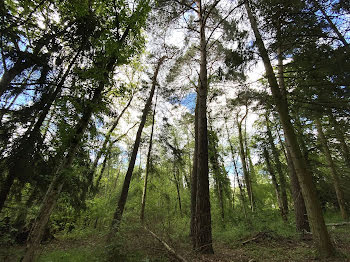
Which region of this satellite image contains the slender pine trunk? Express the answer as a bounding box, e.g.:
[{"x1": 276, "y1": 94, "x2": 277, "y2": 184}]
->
[
  {"x1": 140, "y1": 92, "x2": 158, "y2": 222},
  {"x1": 329, "y1": 113, "x2": 350, "y2": 169},
  {"x1": 195, "y1": 0, "x2": 213, "y2": 253},
  {"x1": 190, "y1": 99, "x2": 198, "y2": 246},
  {"x1": 110, "y1": 56, "x2": 165, "y2": 234},
  {"x1": 245, "y1": 0, "x2": 334, "y2": 256},
  {"x1": 263, "y1": 147, "x2": 287, "y2": 221},
  {"x1": 237, "y1": 118, "x2": 253, "y2": 210},
  {"x1": 315, "y1": 117, "x2": 348, "y2": 220},
  {"x1": 22, "y1": 77, "x2": 107, "y2": 262},
  {"x1": 266, "y1": 113, "x2": 288, "y2": 217}
]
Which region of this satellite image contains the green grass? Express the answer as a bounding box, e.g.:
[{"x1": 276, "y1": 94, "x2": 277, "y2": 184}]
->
[{"x1": 38, "y1": 247, "x2": 104, "y2": 262}]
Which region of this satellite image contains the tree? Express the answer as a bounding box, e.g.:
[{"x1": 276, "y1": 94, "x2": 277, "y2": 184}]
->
[{"x1": 244, "y1": 0, "x2": 334, "y2": 256}]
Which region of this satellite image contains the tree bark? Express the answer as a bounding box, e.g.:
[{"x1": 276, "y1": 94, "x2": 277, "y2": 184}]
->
[
  {"x1": 190, "y1": 99, "x2": 198, "y2": 247},
  {"x1": 315, "y1": 117, "x2": 348, "y2": 220},
  {"x1": 0, "y1": 172, "x2": 15, "y2": 213},
  {"x1": 140, "y1": 92, "x2": 158, "y2": 222},
  {"x1": 110, "y1": 56, "x2": 165, "y2": 233},
  {"x1": 22, "y1": 75, "x2": 108, "y2": 262},
  {"x1": 173, "y1": 163, "x2": 183, "y2": 214},
  {"x1": 278, "y1": 132, "x2": 310, "y2": 232},
  {"x1": 237, "y1": 114, "x2": 253, "y2": 210},
  {"x1": 87, "y1": 93, "x2": 133, "y2": 191},
  {"x1": 0, "y1": 51, "x2": 81, "y2": 212},
  {"x1": 263, "y1": 147, "x2": 287, "y2": 221},
  {"x1": 313, "y1": 0, "x2": 348, "y2": 46},
  {"x1": 266, "y1": 113, "x2": 288, "y2": 217},
  {"x1": 244, "y1": 0, "x2": 334, "y2": 256},
  {"x1": 225, "y1": 121, "x2": 248, "y2": 218},
  {"x1": 329, "y1": 112, "x2": 350, "y2": 169},
  {"x1": 194, "y1": 0, "x2": 213, "y2": 253}
]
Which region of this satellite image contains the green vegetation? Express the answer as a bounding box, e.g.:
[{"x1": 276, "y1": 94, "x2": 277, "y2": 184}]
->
[{"x1": 0, "y1": 0, "x2": 349, "y2": 261}]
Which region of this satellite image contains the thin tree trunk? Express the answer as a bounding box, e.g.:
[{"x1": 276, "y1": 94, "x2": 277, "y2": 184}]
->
[
  {"x1": 225, "y1": 121, "x2": 248, "y2": 218},
  {"x1": 237, "y1": 115, "x2": 253, "y2": 210},
  {"x1": 313, "y1": 0, "x2": 348, "y2": 46},
  {"x1": 277, "y1": 129, "x2": 310, "y2": 232},
  {"x1": 190, "y1": 99, "x2": 198, "y2": 246},
  {"x1": 245, "y1": 0, "x2": 334, "y2": 256},
  {"x1": 329, "y1": 112, "x2": 350, "y2": 169},
  {"x1": 315, "y1": 117, "x2": 348, "y2": 220},
  {"x1": 87, "y1": 94, "x2": 134, "y2": 190},
  {"x1": 140, "y1": 91, "x2": 158, "y2": 222},
  {"x1": 173, "y1": 164, "x2": 183, "y2": 214},
  {"x1": 266, "y1": 113, "x2": 288, "y2": 217},
  {"x1": 0, "y1": 172, "x2": 15, "y2": 213},
  {"x1": 195, "y1": 0, "x2": 213, "y2": 253},
  {"x1": 22, "y1": 74, "x2": 108, "y2": 262},
  {"x1": 233, "y1": 156, "x2": 248, "y2": 219},
  {"x1": 208, "y1": 124, "x2": 225, "y2": 222},
  {"x1": 263, "y1": 147, "x2": 287, "y2": 221},
  {"x1": 285, "y1": 143, "x2": 310, "y2": 232},
  {"x1": 94, "y1": 122, "x2": 138, "y2": 193},
  {"x1": 110, "y1": 56, "x2": 166, "y2": 234},
  {"x1": 0, "y1": 52, "x2": 81, "y2": 211}
]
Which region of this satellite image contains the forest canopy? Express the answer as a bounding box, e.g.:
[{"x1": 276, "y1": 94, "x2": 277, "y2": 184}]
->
[{"x1": 0, "y1": 0, "x2": 349, "y2": 261}]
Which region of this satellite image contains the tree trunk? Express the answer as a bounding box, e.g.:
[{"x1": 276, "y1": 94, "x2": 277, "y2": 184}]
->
[
  {"x1": 277, "y1": 130, "x2": 310, "y2": 232},
  {"x1": 87, "y1": 94, "x2": 133, "y2": 191},
  {"x1": 22, "y1": 76, "x2": 107, "y2": 262},
  {"x1": 190, "y1": 99, "x2": 198, "y2": 246},
  {"x1": 208, "y1": 128, "x2": 225, "y2": 222},
  {"x1": 110, "y1": 56, "x2": 165, "y2": 234},
  {"x1": 315, "y1": 117, "x2": 348, "y2": 220},
  {"x1": 140, "y1": 92, "x2": 158, "y2": 222},
  {"x1": 0, "y1": 172, "x2": 15, "y2": 213},
  {"x1": 237, "y1": 117, "x2": 253, "y2": 210},
  {"x1": 225, "y1": 121, "x2": 248, "y2": 218},
  {"x1": 266, "y1": 113, "x2": 288, "y2": 217},
  {"x1": 0, "y1": 52, "x2": 81, "y2": 211},
  {"x1": 194, "y1": 0, "x2": 213, "y2": 253},
  {"x1": 263, "y1": 147, "x2": 287, "y2": 221},
  {"x1": 245, "y1": 0, "x2": 334, "y2": 256},
  {"x1": 329, "y1": 112, "x2": 350, "y2": 169},
  {"x1": 313, "y1": 0, "x2": 348, "y2": 46},
  {"x1": 173, "y1": 164, "x2": 183, "y2": 214},
  {"x1": 285, "y1": 143, "x2": 310, "y2": 232}
]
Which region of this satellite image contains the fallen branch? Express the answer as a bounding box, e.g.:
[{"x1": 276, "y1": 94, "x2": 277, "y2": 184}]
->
[
  {"x1": 326, "y1": 222, "x2": 350, "y2": 227},
  {"x1": 143, "y1": 226, "x2": 188, "y2": 262}
]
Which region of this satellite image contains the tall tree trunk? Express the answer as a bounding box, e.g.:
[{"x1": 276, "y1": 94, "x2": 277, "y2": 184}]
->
[
  {"x1": 195, "y1": 0, "x2": 213, "y2": 253},
  {"x1": 313, "y1": 0, "x2": 348, "y2": 46},
  {"x1": 277, "y1": 130, "x2": 310, "y2": 232},
  {"x1": 0, "y1": 52, "x2": 81, "y2": 213},
  {"x1": 285, "y1": 143, "x2": 310, "y2": 232},
  {"x1": 22, "y1": 74, "x2": 108, "y2": 262},
  {"x1": 266, "y1": 113, "x2": 289, "y2": 217},
  {"x1": 329, "y1": 112, "x2": 350, "y2": 169},
  {"x1": 87, "y1": 93, "x2": 133, "y2": 191},
  {"x1": 140, "y1": 92, "x2": 158, "y2": 222},
  {"x1": 173, "y1": 164, "x2": 183, "y2": 214},
  {"x1": 315, "y1": 117, "x2": 348, "y2": 220},
  {"x1": 233, "y1": 156, "x2": 248, "y2": 219},
  {"x1": 190, "y1": 99, "x2": 198, "y2": 246},
  {"x1": 237, "y1": 116, "x2": 253, "y2": 210},
  {"x1": 0, "y1": 172, "x2": 15, "y2": 213},
  {"x1": 110, "y1": 56, "x2": 165, "y2": 234},
  {"x1": 225, "y1": 121, "x2": 248, "y2": 218},
  {"x1": 263, "y1": 147, "x2": 287, "y2": 221},
  {"x1": 245, "y1": 1, "x2": 334, "y2": 256},
  {"x1": 208, "y1": 126, "x2": 225, "y2": 222}
]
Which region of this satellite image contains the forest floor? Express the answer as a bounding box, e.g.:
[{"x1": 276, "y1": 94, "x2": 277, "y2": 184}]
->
[{"x1": 1, "y1": 222, "x2": 349, "y2": 262}]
